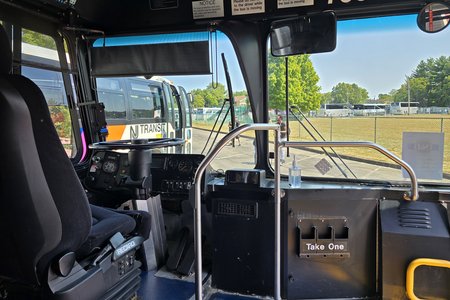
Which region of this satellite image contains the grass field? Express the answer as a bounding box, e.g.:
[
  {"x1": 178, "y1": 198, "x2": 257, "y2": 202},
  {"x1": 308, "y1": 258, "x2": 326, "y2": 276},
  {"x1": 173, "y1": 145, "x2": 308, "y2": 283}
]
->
[{"x1": 193, "y1": 114, "x2": 450, "y2": 175}]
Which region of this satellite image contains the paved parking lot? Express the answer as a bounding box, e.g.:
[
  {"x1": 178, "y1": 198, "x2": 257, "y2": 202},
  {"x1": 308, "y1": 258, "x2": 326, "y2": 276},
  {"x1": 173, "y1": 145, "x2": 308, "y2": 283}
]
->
[{"x1": 191, "y1": 128, "x2": 413, "y2": 182}]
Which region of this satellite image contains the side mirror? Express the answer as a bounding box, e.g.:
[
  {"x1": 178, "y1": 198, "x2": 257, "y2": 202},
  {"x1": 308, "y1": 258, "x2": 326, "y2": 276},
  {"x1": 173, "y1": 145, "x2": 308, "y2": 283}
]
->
[
  {"x1": 188, "y1": 93, "x2": 194, "y2": 103},
  {"x1": 417, "y1": 2, "x2": 450, "y2": 33},
  {"x1": 270, "y1": 12, "x2": 337, "y2": 56}
]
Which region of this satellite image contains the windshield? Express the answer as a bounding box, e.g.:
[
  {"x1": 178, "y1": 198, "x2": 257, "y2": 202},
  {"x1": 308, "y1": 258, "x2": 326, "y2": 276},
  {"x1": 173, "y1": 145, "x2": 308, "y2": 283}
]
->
[
  {"x1": 94, "y1": 31, "x2": 253, "y2": 170},
  {"x1": 268, "y1": 14, "x2": 450, "y2": 184}
]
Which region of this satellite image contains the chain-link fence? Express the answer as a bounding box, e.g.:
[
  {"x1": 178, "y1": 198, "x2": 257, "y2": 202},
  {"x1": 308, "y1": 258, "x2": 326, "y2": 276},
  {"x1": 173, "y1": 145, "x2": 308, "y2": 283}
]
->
[
  {"x1": 193, "y1": 112, "x2": 450, "y2": 175},
  {"x1": 292, "y1": 116, "x2": 450, "y2": 175},
  {"x1": 193, "y1": 106, "x2": 253, "y2": 130}
]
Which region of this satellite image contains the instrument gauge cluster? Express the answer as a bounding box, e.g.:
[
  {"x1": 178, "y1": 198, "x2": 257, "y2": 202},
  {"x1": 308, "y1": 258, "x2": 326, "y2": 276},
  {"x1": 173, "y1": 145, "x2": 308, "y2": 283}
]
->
[
  {"x1": 102, "y1": 160, "x2": 118, "y2": 174},
  {"x1": 168, "y1": 158, "x2": 179, "y2": 170},
  {"x1": 178, "y1": 160, "x2": 194, "y2": 174}
]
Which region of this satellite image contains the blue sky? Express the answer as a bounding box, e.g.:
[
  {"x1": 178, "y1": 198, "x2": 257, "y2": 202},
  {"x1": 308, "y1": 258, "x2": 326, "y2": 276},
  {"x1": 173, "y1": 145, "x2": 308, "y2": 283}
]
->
[
  {"x1": 312, "y1": 15, "x2": 450, "y2": 98},
  {"x1": 177, "y1": 14, "x2": 450, "y2": 99},
  {"x1": 97, "y1": 15, "x2": 450, "y2": 99}
]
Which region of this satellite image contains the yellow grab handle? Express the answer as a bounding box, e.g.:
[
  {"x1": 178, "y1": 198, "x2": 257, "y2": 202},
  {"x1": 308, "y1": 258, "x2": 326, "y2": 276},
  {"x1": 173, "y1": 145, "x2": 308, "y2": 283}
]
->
[{"x1": 406, "y1": 258, "x2": 450, "y2": 300}]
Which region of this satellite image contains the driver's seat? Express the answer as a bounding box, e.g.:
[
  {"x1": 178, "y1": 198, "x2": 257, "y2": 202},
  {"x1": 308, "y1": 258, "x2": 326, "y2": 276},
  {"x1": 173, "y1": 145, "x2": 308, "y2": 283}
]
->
[{"x1": 0, "y1": 24, "x2": 146, "y2": 299}]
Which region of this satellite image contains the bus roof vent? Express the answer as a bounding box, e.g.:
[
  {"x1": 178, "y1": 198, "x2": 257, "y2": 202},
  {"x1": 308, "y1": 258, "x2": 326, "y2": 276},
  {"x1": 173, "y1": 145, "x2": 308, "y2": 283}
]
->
[
  {"x1": 398, "y1": 207, "x2": 432, "y2": 229},
  {"x1": 149, "y1": 0, "x2": 179, "y2": 10}
]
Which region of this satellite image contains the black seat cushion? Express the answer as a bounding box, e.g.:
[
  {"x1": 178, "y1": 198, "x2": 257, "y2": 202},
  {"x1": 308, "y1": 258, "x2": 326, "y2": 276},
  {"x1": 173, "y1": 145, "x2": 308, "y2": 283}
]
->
[{"x1": 77, "y1": 205, "x2": 137, "y2": 257}]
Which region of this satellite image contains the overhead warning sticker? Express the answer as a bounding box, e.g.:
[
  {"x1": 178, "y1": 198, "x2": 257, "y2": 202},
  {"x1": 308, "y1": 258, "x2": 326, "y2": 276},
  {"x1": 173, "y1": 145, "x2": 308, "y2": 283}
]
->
[
  {"x1": 192, "y1": 0, "x2": 224, "y2": 19},
  {"x1": 232, "y1": 0, "x2": 265, "y2": 16},
  {"x1": 278, "y1": 0, "x2": 314, "y2": 9}
]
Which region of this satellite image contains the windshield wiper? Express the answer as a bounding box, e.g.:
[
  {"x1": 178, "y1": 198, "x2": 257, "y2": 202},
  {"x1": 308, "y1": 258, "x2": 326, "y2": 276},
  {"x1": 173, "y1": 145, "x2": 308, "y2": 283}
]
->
[
  {"x1": 200, "y1": 99, "x2": 230, "y2": 155},
  {"x1": 201, "y1": 53, "x2": 235, "y2": 155},
  {"x1": 289, "y1": 105, "x2": 357, "y2": 179}
]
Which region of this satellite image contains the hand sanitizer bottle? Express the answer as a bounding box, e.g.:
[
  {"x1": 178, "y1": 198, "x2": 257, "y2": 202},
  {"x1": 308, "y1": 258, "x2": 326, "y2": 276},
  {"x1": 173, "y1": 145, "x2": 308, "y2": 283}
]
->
[{"x1": 289, "y1": 155, "x2": 302, "y2": 188}]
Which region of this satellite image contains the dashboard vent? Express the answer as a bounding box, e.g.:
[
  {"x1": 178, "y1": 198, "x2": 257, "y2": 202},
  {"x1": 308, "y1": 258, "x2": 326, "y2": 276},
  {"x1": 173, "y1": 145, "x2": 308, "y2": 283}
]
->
[
  {"x1": 149, "y1": 0, "x2": 178, "y2": 9},
  {"x1": 398, "y1": 207, "x2": 431, "y2": 229},
  {"x1": 216, "y1": 201, "x2": 258, "y2": 218}
]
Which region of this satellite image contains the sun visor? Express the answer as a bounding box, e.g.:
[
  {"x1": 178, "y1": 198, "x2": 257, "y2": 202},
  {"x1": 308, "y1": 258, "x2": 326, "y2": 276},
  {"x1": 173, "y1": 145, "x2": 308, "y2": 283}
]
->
[{"x1": 90, "y1": 41, "x2": 210, "y2": 77}]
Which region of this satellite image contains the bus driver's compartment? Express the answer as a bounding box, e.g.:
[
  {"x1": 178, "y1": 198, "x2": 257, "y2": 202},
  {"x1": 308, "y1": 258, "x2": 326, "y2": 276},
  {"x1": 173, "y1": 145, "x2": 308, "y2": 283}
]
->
[
  {"x1": 0, "y1": 24, "x2": 150, "y2": 300},
  {"x1": 84, "y1": 142, "x2": 208, "y2": 275},
  {"x1": 1, "y1": 0, "x2": 450, "y2": 299}
]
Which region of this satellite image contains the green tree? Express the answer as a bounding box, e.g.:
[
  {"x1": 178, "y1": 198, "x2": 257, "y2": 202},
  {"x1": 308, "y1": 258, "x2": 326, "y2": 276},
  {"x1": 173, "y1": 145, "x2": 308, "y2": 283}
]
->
[
  {"x1": 201, "y1": 83, "x2": 227, "y2": 107},
  {"x1": 392, "y1": 77, "x2": 428, "y2": 106},
  {"x1": 268, "y1": 55, "x2": 321, "y2": 112},
  {"x1": 378, "y1": 92, "x2": 395, "y2": 103},
  {"x1": 234, "y1": 90, "x2": 248, "y2": 96},
  {"x1": 330, "y1": 82, "x2": 369, "y2": 104},
  {"x1": 190, "y1": 88, "x2": 206, "y2": 108},
  {"x1": 22, "y1": 29, "x2": 57, "y2": 50},
  {"x1": 321, "y1": 92, "x2": 332, "y2": 104},
  {"x1": 410, "y1": 56, "x2": 450, "y2": 107},
  {"x1": 49, "y1": 105, "x2": 71, "y2": 138}
]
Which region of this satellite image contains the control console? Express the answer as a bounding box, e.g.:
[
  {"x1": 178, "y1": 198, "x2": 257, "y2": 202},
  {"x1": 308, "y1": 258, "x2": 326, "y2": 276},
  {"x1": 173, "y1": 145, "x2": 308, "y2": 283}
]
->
[{"x1": 86, "y1": 151, "x2": 204, "y2": 196}]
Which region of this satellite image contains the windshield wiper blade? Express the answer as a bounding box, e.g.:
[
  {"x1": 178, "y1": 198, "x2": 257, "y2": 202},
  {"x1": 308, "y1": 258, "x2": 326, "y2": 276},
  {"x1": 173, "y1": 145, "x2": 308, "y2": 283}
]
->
[
  {"x1": 289, "y1": 105, "x2": 357, "y2": 179},
  {"x1": 200, "y1": 100, "x2": 230, "y2": 155},
  {"x1": 201, "y1": 53, "x2": 235, "y2": 155}
]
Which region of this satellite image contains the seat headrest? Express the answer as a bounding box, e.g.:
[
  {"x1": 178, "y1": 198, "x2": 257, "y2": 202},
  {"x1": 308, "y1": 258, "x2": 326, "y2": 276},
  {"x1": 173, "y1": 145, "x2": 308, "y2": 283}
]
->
[{"x1": 0, "y1": 24, "x2": 12, "y2": 75}]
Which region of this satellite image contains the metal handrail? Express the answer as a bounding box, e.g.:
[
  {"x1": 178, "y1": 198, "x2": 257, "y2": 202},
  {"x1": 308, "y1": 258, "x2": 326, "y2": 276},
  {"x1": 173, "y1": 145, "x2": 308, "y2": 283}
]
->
[
  {"x1": 283, "y1": 141, "x2": 419, "y2": 201},
  {"x1": 193, "y1": 123, "x2": 281, "y2": 300},
  {"x1": 193, "y1": 130, "x2": 419, "y2": 300},
  {"x1": 406, "y1": 258, "x2": 450, "y2": 300}
]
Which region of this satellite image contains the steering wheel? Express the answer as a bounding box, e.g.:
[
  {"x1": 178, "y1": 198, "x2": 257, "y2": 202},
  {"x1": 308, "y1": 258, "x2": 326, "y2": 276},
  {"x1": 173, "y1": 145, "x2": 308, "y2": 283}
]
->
[{"x1": 89, "y1": 138, "x2": 185, "y2": 150}]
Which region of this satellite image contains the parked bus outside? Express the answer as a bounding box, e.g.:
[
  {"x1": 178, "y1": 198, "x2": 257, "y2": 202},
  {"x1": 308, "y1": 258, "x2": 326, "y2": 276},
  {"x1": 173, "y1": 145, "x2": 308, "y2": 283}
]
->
[
  {"x1": 21, "y1": 42, "x2": 193, "y2": 154},
  {"x1": 96, "y1": 76, "x2": 193, "y2": 153},
  {"x1": 317, "y1": 103, "x2": 352, "y2": 117},
  {"x1": 352, "y1": 103, "x2": 387, "y2": 116},
  {"x1": 194, "y1": 107, "x2": 222, "y2": 120},
  {"x1": 390, "y1": 101, "x2": 420, "y2": 114}
]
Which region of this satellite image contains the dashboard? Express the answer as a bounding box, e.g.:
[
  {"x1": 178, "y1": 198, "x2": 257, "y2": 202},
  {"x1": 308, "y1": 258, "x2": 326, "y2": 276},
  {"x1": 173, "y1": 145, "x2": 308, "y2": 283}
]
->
[{"x1": 85, "y1": 151, "x2": 205, "y2": 196}]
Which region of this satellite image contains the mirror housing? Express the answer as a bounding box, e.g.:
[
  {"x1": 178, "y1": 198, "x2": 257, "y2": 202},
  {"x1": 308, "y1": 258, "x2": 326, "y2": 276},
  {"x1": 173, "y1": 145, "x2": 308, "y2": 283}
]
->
[
  {"x1": 270, "y1": 12, "x2": 337, "y2": 56},
  {"x1": 187, "y1": 93, "x2": 194, "y2": 103},
  {"x1": 417, "y1": 2, "x2": 450, "y2": 33}
]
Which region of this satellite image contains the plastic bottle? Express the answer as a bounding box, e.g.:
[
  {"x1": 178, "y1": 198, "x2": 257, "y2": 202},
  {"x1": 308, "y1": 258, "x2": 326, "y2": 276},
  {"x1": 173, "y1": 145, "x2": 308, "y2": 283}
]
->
[{"x1": 289, "y1": 155, "x2": 302, "y2": 188}]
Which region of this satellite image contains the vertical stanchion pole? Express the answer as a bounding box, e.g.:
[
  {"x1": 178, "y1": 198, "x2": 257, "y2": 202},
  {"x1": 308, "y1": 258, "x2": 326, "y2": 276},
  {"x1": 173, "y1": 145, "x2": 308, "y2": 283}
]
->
[
  {"x1": 285, "y1": 57, "x2": 290, "y2": 158},
  {"x1": 274, "y1": 129, "x2": 281, "y2": 300},
  {"x1": 194, "y1": 182, "x2": 202, "y2": 300},
  {"x1": 193, "y1": 124, "x2": 279, "y2": 300}
]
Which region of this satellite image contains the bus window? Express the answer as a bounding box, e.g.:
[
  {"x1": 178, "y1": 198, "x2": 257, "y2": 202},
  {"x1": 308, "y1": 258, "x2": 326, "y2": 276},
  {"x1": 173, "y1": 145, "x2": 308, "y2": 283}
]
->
[
  {"x1": 98, "y1": 91, "x2": 126, "y2": 120},
  {"x1": 159, "y1": 31, "x2": 252, "y2": 167},
  {"x1": 92, "y1": 30, "x2": 250, "y2": 162},
  {"x1": 130, "y1": 94, "x2": 153, "y2": 119},
  {"x1": 268, "y1": 14, "x2": 450, "y2": 183},
  {"x1": 20, "y1": 29, "x2": 76, "y2": 158},
  {"x1": 96, "y1": 77, "x2": 181, "y2": 141},
  {"x1": 96, "y1": 78, "x2": 127, "y2": 120},
  {"x1": 128, "y1": 80, "x2": 159, "y2": 120}
]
